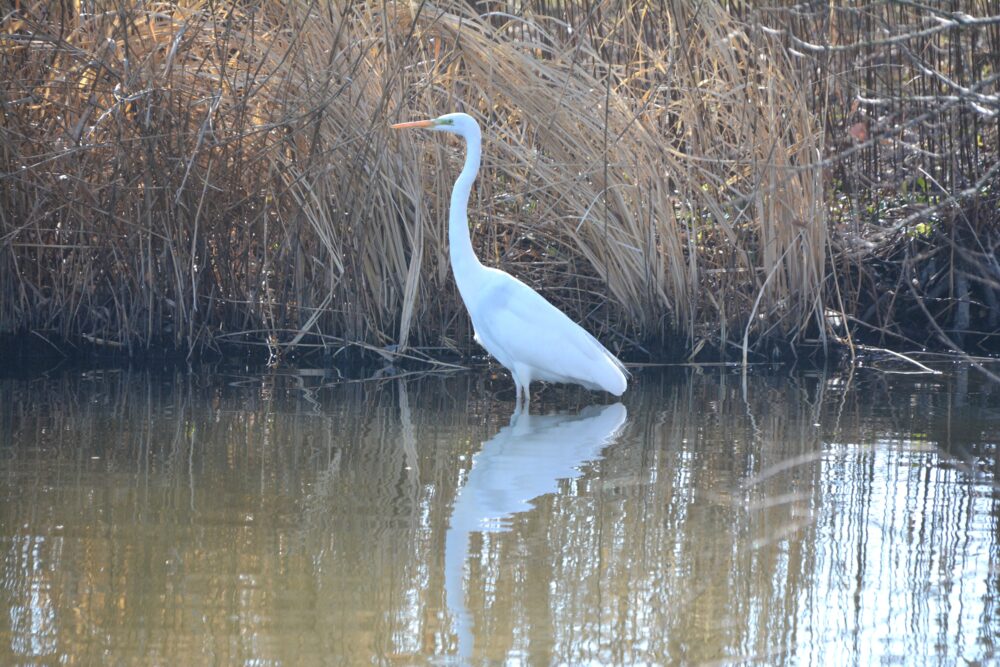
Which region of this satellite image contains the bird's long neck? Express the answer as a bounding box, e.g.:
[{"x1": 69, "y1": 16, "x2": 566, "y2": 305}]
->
[{"x1": 449, "y1": 129, "x2": 484, "y2": 294}]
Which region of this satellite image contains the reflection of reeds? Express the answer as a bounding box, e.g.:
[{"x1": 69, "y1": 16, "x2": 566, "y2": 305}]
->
[
  {"x1": 0, "y1": 369, "x2": 503, "y2": 664},
  {"x1": 1, "y1": 368, "x2": 998, "y2": 663},
  {"x1": 1, "y1": 1, "x2": 827, "y2": 359}
]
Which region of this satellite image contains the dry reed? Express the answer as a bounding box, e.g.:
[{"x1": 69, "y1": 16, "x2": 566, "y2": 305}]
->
[
  {"x1": 758, "y1": 1, "x2": 1000, "y2": 354},
  {"x1": 4, "y1": 1, "x2": 991, "y2": 363}
]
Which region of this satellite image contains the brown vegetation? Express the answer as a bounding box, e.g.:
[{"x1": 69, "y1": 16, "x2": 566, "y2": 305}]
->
[
  {"x1": 0, "y1": 1, "x2": 997, "y2": 362},
  {"x1": 765, "y1": 1, "x2": 1000, "y2": 355}
]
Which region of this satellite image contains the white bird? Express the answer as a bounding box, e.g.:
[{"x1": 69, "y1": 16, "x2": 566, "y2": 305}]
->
[{"x1": 392, "y1": 112, "x2": 628, "y2": 405}]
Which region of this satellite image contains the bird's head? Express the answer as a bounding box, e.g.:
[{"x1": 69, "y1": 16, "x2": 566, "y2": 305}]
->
[{"x1": 391, "y1": 112, "x2": 480, "y2": 140}]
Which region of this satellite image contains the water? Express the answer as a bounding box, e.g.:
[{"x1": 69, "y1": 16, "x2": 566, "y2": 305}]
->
[{"x1": 0, "y1": 365, "x2": 997, "y2": 665}]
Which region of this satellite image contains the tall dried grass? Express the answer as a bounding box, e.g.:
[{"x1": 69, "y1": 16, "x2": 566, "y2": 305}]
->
[
  {"x1": 1, "y1": 0, "x2": 827, "y2": 360},
  {"x1": 760, "y1": 2, "x2": 1000, "y2": 354}
]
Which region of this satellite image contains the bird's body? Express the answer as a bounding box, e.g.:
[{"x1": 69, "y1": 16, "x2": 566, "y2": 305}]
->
[
  {"x1": 392, "y1": 112, "x2": 627, "y2": 405},
  {"x1": 463, "y1": 265, "x2": 626, "y2": 395}
]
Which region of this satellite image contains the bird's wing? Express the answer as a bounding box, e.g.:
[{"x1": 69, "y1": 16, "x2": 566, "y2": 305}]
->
[{"x1": 468, "y1": 270, "x2": 624, "y2": 389}]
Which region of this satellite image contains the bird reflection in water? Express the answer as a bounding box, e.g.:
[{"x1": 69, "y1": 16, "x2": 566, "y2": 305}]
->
[{"x1": 444, "y1": 403, "x2": 628, "y2": 661}]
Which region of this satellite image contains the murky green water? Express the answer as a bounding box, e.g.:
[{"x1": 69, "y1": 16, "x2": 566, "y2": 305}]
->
[{"x1": 0, "y1": 365, "x2": 997, "y2": 665}]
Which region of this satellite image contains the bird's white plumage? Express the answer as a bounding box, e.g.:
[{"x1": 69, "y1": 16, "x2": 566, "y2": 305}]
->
[
  {"x1": 467, "y1": 266, "x2": 626, "y2": 394},
  {"x1": 392, "y1": 112, "x2": 627, "y2": 405}
]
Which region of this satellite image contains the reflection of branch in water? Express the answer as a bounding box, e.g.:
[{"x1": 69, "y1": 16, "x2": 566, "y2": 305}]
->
[
  {"x1": 444, "y1": 403, "x2": 628, "y2": 661},
  {"x1": 396, "y1": 379, "x2": 422, "y2": 532},
  {"x1": 295, "y1": 377, "x2": 439, "y2": 552},
  {"x1": 398, "y1": 379, "x2": 419, "y2": 479},
  {"x1": 740, "y1": 451, "x2": 827, "y2": 491}
]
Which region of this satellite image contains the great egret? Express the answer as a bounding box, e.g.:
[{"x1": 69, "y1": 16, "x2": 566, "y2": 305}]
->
[{"x1": 392, "y1": 112, "x2": 628, "y2": 405}]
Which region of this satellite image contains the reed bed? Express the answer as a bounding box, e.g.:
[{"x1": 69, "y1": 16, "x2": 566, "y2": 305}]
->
[
  {"x1": 1, "y1": 1, "x2": 994, "y2": 362},
  {"x1": 757, "y1": 1, "x2": 1000, "y2": 353}
]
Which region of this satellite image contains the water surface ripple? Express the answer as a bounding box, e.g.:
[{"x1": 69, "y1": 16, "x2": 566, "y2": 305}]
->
[{"x1": 0, "y1": 367, "x2": 997, "y2": 665}]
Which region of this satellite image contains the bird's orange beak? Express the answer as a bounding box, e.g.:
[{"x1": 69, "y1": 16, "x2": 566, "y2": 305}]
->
[{"x1": 391, "y1": 119, "x2": 435, "y2": 129}]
